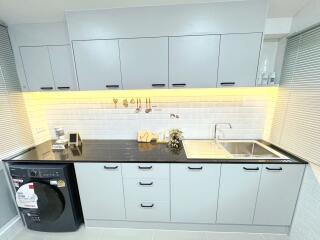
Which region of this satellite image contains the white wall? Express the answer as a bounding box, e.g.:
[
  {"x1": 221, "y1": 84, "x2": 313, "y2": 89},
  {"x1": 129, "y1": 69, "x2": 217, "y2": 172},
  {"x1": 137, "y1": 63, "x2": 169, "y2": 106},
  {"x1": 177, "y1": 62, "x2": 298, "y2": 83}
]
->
[
  {"x1": 264, "y1": 18, "x2": 292, "y2": 39},
  {"x1": 66, "y1": 0, "x2": 268, "y2": 40},
  {"x1": 290, "y1": 0, "x2": 320, "y2": 34},
  {"x1": 290, "y1": 165, "x2": 320, "y2": 240},
  {"x1": 8, "y1": 22, "x2": 70, "y2": 91}
]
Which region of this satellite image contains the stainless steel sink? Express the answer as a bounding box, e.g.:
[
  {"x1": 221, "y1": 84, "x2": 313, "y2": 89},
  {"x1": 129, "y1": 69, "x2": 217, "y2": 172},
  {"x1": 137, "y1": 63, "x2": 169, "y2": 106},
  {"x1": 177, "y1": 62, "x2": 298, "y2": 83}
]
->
[
  {"x1": 218, "y1": 140, "x2": 288, "y2": 159},
  {"x1": 183, "y1": 140, "x2": 289, "y2": 160}
]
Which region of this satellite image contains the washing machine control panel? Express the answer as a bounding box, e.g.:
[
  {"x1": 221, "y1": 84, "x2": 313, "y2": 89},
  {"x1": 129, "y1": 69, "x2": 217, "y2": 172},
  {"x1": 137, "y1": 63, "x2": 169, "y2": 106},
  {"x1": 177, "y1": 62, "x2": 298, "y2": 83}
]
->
[{"x1": 27, "y1": 169, "x2": 63, "y2": 178}]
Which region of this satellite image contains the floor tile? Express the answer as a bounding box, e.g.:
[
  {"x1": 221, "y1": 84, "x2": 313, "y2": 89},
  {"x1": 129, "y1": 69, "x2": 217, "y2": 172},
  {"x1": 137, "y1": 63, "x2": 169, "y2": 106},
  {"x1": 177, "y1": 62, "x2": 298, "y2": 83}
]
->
[
  {"x1": 261, "y1": 234, "x2": 289, "y2": 240},
  {"x1": 99, "y1": 228, "x2": 153, "y2": 240},
  {"x1": 205, "y1": 232, "x2": 264, "y2": 240},
  {"x1": 12, "y1": 227, "x2": 290, "y2": 240},
  {"x1": 154, "y1": 230, "x2": 206, "y2": 240}
]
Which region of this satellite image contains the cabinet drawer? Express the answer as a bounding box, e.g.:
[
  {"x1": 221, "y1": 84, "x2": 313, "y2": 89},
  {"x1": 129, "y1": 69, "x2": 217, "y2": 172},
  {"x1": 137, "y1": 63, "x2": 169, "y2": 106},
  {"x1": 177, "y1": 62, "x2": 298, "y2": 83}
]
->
[
  {"x1": 122, "y1": 163, "x2": 169, "y2": 179},
  {"x1": 124, "y1": 179, "x2": 169, "y2": 201},
  {"x1": 126, "y1": 201, "x2": 170, "y2": 222}
]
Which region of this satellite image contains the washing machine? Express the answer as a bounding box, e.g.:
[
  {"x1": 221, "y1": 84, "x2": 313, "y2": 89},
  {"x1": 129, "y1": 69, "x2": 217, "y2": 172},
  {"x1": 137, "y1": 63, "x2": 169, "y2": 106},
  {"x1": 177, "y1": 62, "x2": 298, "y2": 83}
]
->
[{"x1": 9, "y1": 163, "x2": 83, "y2": 232}]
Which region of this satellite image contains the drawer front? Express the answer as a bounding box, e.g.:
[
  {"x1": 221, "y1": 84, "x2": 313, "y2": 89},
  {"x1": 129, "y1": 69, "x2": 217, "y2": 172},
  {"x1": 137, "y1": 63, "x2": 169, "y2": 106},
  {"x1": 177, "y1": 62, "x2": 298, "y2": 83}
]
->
[
  {"x1": 124, "y1": 179, "x2": 169, "y2": 202},
  {"x1": 122, "y1": 163, "x2": 169, "y2": 179},
  {"x1": 126, "y1": 201, "x2": 170, "y2": 222}
]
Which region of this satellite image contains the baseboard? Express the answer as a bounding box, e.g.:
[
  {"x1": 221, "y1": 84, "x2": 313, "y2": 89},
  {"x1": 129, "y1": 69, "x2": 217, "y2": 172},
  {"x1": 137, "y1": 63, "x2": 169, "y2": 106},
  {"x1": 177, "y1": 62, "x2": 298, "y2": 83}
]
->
[
  {"x1": 84, "y1": 219, "x2": 290, "y2": 234},
  {"x1": 0, "y1": 216, "x2": 24, "y2": 240}
]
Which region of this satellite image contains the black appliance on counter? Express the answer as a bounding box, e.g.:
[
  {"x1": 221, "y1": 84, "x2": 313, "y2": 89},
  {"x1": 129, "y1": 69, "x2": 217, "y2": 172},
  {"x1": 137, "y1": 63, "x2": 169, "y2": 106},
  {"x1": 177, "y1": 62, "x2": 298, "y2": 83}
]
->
[{"x1": 8, "y1": 163, "x2": 83, "y2": 232}]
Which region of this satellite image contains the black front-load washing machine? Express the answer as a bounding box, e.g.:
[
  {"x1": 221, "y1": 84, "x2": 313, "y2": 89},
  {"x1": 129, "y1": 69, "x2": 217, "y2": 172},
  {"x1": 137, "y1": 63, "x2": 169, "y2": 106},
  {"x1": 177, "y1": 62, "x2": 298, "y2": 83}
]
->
[{"x1": 9, "y1": 163, "x2": 83, "y2": 232}]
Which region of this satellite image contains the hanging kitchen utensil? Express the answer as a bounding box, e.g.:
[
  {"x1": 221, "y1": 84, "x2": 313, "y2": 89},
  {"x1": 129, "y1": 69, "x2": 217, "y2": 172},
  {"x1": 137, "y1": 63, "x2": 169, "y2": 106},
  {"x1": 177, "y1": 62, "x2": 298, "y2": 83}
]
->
[
  {"x1": 145, "y1": 98, "x2": 149, "y2": 113},
  {"x1": 123, "y1": 99, "x2": 129, "y2": 108},
  {"x1": 130, "y1": 98, "x2": 135, "y2": 104},
  {"x1": 148, "y1": 98, "x2": 152, "y2": 113},
  {"x1": 113, "y1": 98, "x2": 118, "y2": 108},
  {"x1": 135, "y1": 98, "x2": 140, "y2": 113}
]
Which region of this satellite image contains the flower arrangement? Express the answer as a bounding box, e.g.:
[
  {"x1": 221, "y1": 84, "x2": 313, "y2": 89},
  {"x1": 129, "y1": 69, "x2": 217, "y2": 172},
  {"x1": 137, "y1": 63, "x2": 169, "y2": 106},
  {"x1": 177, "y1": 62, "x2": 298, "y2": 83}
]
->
[{"x1": 168, "y1": 129, "x2": 183, "y2": 150}]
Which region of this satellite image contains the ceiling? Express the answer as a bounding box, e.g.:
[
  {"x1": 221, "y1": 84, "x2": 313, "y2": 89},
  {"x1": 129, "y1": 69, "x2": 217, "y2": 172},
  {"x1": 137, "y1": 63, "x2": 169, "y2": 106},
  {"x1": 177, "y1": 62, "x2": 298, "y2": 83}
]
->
[{"x1": 0, "y1": 0, "x2": 311, "y2": 25}]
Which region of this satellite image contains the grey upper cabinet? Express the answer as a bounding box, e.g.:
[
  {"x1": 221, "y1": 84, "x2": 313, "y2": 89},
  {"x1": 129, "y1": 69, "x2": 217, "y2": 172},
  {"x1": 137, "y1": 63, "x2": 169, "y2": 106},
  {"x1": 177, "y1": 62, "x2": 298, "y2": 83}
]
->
[
  {"x1": 119, "y1": 37, "x2": 168, "y2": 89},
  {"x1": 254, "y1": 164, "x2": 305, "y2": 226},
  {"x1": 48, "y1": 45, "x2": 78, "y2": 91},
  {"x1": 73, "y1": 40, "x2": 122, "y2": 90},
  {"x1": 217, "y1": 33, "x2": 262, "y2": 87},
  {"x1": 169, "y1": 35, "x2": 220, "y2": 88},
  {"x1": 20, "y1": 46, "x2": 55, "y2": 91}
]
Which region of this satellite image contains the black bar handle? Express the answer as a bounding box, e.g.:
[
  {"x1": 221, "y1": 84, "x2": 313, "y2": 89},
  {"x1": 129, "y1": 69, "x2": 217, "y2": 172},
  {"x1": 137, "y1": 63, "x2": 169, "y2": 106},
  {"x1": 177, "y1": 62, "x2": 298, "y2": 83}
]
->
[
  {"x1": 57, "y1": 87, "x2": 70, "y2": 90},
  {"x1": 188, "y1": 166, "x2": 203, "y2": 170},
  {"x1": 152, "y1": 83, "x2": 166, "y2": 87},
  {"x1": 40, "y1": 87, "x2": 53, "y2": 90},
  {"x1": 266, "y1": 167, "x2": 283, "y2": 171},
  {"x1": 140, "y1": 203, "x2": 154, "y2": 208},
  {"x1": 139, "y1": 181, "x2": 154, "y2": 186},
  {"x1": 243, "y1": 167, "x2": 259, "y2": 171},
  {"x1": 172, "y1": 83, "x2": 186, "y2": 87},
  {"x1": 104, "y1": 166, "x2": 119, "y2": 170},
  {"x1": 106, "y1": 85, "x2": 120, "y2": 88},
  {"x1": 220, "y1": 82, "x2": 235, "y2": 86},
  {"x1": 138, "y1": 166, "x2": 153, "y2": 170}
]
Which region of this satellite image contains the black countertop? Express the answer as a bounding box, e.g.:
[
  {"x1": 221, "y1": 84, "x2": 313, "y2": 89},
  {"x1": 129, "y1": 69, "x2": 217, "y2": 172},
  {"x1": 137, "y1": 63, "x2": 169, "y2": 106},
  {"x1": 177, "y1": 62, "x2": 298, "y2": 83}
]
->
[{"x1": 3, "y1": 140, "x2": 307, "y2": 164}]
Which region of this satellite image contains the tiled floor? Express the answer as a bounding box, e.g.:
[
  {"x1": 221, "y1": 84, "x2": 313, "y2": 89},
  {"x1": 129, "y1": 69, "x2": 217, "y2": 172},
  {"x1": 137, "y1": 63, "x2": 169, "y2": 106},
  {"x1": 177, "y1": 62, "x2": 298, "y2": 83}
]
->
[{"x1": 12, "y1": 227, "x2": 289, "y2": 240}]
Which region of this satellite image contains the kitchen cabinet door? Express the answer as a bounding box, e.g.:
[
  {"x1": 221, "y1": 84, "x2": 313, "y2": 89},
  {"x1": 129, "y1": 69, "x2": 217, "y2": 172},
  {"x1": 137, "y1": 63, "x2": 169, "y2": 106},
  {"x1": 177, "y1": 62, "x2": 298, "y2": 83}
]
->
[
  {"x1": 218, "y1": 33, "x2": 262, "y2": 87},
  {"x1": 119, "y1": 37, "x2": 168, "y2": 89},
  {"x1": 73, "y1": 40, "x2": 122, "y2": 90},
  {"x1": 253, "y1": 164, "x2": 305, "y2": 226},
  {"x1": 171, "y1": 164, "x2": 221, "y2": 223},
  {"x1": 48, "y1": 45, "x2": 78, "y2": 91},
  {"x1": 20, "y1": 46, "x2": 55, "y2": 91},
  {"x1": 74, "y1": 163, "x2": 126, "y2": 221},
  {"x1": 217, "y1": 164, "x2": 261, "y2": 224},
  {"x1": 169, "y1": 35, "x2": 220, "y2": 88}
]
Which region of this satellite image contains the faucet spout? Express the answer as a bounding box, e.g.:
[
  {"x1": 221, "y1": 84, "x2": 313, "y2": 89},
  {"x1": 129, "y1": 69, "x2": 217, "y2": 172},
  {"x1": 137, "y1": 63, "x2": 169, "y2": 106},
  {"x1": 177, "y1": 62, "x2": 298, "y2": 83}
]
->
[{"x1": 213, "y1": 123, "x2": 232, "y2": 141}]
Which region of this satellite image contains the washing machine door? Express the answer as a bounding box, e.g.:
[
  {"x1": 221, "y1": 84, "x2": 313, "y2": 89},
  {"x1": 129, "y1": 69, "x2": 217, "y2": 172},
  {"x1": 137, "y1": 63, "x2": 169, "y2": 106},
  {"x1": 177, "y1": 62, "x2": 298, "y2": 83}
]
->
[{"x1": 16, "y1": 181, "x2": 65, "y2": 222}]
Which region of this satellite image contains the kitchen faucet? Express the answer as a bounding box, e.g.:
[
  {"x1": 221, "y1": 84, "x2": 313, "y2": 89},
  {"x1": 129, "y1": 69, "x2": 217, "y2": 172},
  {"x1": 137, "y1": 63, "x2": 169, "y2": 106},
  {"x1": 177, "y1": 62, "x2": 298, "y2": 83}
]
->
[{"x1": 213, "y1": 123, "x2": 232, "y2": 141}]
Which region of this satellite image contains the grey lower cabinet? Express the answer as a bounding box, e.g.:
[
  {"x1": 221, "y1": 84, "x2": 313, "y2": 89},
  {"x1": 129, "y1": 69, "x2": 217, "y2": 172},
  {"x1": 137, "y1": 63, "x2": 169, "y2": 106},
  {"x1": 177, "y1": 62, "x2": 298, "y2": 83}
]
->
[
  {"x1": 253, "y1": 164, "x2": 305, "y2": 226},
  {"x1": 119, "y1": 38, "x2": 169, "y2": 89},
  {"x1": 74, "y1": 163, "x2": 126, "y2": 220},
  {"x1": 171, "y1": 164, "x2": 221, "y2": 223},
  {"x1": 217, "y1": 33, "x2": 262, "y2": 87},
  {"x1": 217, "y1": 164, "x2": 261, "y2": 224},
  {"x1": 169, "y1": 35, "x2": 220, "y2": 88},
  {"x1": 72, "y1": 40, "x2": 122, "y2": 90},
  {"x1": 74, "y1": 162, "x2": 304, "y2": 227}
]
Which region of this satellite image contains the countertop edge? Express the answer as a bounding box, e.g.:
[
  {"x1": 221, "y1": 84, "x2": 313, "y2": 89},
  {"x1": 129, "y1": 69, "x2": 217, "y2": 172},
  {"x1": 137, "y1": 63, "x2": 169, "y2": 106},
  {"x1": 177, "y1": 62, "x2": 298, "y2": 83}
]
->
[{"x1": 2, "y1": 139, "x2": 308, "y2": 165}]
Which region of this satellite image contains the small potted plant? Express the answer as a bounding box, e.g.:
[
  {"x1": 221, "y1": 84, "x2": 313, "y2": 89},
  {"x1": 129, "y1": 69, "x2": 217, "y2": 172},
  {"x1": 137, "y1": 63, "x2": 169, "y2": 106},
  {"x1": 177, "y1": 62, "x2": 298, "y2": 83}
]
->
[{"x1": 168, "y1": 129, "x2": 183, "y2": 151}]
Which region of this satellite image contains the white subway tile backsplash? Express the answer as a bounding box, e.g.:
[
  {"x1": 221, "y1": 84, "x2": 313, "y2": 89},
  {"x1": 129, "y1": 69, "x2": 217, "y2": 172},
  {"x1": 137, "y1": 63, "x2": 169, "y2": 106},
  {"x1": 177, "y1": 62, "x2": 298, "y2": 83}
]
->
[{"x1": 23, "y1": 89, "x2": 277, "y2": 143}]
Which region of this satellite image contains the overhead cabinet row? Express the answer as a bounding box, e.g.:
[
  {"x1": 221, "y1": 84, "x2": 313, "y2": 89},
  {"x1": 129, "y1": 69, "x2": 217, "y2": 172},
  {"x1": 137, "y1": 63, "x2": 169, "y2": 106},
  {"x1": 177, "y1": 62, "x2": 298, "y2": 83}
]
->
[{"x1": 20, "y1": 33, "x2": 262, "y2": 91}]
